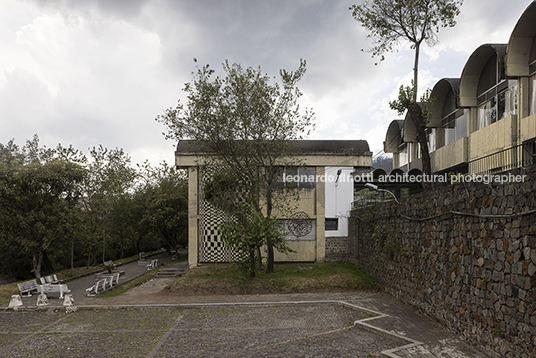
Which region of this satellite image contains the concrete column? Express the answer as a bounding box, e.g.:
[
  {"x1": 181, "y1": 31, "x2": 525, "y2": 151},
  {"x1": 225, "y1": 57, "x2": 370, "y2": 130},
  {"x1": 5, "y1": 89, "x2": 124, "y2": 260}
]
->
[
  {"x1": 316, "y1": 166, "x2": 325, "y2": 262},
  {"x1": 518, "y1": 77, "x2": 529, "y2": 145},
  {"x1": 188, "y1": 167, "x2": 199, "y2": 269}
]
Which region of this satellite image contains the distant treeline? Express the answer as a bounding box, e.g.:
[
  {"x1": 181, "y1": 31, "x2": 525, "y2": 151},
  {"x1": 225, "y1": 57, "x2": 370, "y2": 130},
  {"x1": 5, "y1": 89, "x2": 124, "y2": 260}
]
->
[{"x1": 0, "y1": 135, "x2": 187, "y2": 280}]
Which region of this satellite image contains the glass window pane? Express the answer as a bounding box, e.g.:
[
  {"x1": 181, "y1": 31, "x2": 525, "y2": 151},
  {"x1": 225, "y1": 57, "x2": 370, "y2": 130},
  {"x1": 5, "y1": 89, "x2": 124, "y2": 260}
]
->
[
  {"x1": 498, "y1": 92, "x2": 506, "y2": 120},
  {"x1": 325, "y1": 218, "x2": 338, "y2": 231},
  {"x1": 298, "y1": 167, "x2": 316, "y2": 188},
  {"x1": 455, "y1": 112, "x2": 468, "y2": 141},
  {"x1": 531, "y1": 76, "x2": 536, "y2": 115},
  {"x1": 506, "y1": 81, "x2": 518, "y2": 116}
]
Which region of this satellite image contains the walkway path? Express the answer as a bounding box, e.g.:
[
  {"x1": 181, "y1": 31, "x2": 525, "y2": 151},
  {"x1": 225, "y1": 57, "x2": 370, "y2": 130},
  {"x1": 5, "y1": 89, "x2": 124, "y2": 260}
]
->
[{"x1": 1, "y1": 257, "x2": 492, "y2": 358}]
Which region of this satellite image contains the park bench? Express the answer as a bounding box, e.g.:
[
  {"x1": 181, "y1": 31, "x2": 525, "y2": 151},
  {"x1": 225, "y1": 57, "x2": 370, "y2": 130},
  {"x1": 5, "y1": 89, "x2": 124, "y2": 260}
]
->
[
  {"x1": 139, "y1": 252, "x2": 146, "y2": 260},
  {"x1": 147, "y1": 259, "x2": 158, "y2": 270},
  {"x1": 17, "y1": 279, "x2": 39, "y2": 297},
  {"x1": 86, "y1": 272, "x2": 120, "y2": 296},
  {"x1": 38, "y1": 284, "x2": 70, "y2": 299},
  {"x1": 39, "y1": 274, "x2": 60, "y2": 285}
]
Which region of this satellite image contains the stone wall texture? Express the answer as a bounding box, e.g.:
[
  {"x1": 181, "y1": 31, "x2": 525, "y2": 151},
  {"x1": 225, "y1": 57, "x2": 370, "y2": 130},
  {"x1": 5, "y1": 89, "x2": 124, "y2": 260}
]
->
[
  {"x1": 325, "y1": 236, "x2": 348, "y2": 261},
  {"x1": 348, "y1": 166, "x2": 536, "y2": 358}
]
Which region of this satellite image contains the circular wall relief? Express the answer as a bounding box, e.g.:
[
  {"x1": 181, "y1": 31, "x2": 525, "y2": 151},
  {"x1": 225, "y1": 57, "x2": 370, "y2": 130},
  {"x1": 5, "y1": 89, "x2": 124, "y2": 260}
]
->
[{"x1": 288, "y1": 211, "x2": 312, "y2": 238}]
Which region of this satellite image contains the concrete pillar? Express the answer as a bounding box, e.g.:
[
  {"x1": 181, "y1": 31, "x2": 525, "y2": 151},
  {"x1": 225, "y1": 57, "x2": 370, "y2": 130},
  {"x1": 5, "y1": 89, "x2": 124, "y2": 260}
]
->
[
  {"x1": 188, "y1": 166, "x2": 199, "y2": 269},
  {"x1": 37, "y1": 294, "x2": 49, "y2": 306},
  {"x1": 8, "y1": 295, "x2": 22, "y2": 310},
  {"x1": 316, "y1": 166, "x2": 326, "y2": 262},
  {"x1": 518, "y1": 76, "x2": 529, "y2": 145},
  {"x1": 63, "y1": 293, "x2": 75, "y2": 306}
]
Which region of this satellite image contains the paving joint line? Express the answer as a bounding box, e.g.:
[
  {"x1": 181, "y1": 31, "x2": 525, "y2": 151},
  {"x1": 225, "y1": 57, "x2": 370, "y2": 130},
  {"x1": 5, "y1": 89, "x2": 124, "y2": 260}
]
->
[
  {"x1": 146, "y1": 314, "x2": 184, "y2": 358},
  {"x1": 2, "y1": 299, "x2": 428, "y2": 357},
  {"x1": 0, "y1": 311, "x2": 72, "y2": 356}
]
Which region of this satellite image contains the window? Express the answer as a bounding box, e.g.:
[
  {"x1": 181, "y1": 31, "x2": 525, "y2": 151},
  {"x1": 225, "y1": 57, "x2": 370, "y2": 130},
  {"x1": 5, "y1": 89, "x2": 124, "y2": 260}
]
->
[
  {"x1": 325, "y1": 218, "x2": 338, "y2": 231},
  {"x1": 443, "y1": 110, "x2": 468, "y2": 146},
  {"x1": 275, "y1": 167, "x2": 316, "y2": 188},
  {"x1": 428, "y1": 128, "x2": 436, "y2": 153},
  {"x1": 531, "y1": 74, "x2": 536, "y2": 115},
  {"x1": 478, "y1": 80, "x2": 518, "y2": 130},
  {"x1": 398, "y1": 144, "x2": 408, "y2": 166}
]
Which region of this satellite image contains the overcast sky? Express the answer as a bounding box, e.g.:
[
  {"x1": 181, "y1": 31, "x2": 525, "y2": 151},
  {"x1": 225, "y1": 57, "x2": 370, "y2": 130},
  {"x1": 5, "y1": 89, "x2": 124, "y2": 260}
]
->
[{"x1": 0, "y1": 0, "x2": 533, "y2": 166}]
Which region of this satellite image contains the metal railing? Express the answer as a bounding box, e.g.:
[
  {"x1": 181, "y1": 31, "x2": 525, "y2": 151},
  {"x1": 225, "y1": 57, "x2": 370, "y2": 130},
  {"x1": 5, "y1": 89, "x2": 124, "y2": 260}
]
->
[{"x1": 468, "y1": 143, "x2": 535, "y2": 176}]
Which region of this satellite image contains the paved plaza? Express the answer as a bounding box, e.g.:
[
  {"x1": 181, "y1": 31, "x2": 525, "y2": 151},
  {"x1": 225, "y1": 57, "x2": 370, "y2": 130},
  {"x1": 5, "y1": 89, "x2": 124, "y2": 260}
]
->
[{"x1": 0, "y1": 255, "x2": 490, "y2": 357}]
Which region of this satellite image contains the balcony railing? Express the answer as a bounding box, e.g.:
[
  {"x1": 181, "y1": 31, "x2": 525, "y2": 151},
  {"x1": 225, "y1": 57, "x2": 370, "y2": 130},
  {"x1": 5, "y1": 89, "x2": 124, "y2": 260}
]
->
[{"x1": 468, "y1": 143, "x2": 535, "y2": 176}]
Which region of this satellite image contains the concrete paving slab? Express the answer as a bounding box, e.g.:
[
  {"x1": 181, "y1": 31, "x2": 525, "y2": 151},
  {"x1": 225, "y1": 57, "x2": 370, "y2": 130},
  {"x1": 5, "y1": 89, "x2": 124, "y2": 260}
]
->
[{"x1": 0, "y1": 256, "x2": 491, "y2": 358}]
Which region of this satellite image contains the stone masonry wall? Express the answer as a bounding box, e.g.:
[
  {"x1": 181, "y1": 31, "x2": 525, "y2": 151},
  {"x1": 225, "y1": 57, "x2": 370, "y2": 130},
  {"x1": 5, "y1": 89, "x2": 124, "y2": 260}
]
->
[
  {"x1": 348, "y1": 166, "x2": 536, "y2": 358},
  {"x1": 325, "y1": 236, "x2": 348, "y2": 261}
]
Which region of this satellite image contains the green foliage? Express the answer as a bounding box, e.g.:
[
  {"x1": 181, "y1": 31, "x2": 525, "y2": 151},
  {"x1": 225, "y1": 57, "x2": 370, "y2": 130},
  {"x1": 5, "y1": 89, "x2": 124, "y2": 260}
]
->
[
  {"x1": 157, "y1": 59, "x2": 315, "y2": 273},
  {"x1": 0, "y1": 136, "x2": 87, "y2": 278},
  {"x1": 136, "y1": 162, "x2": 189, "y2": 252},
  {"x1": 389, "y1": 82, "x2": 417, "y2": 114},
  {"x1": 349, "y1": 0, "x2": 462, "y2": 63},
  {"x1": 0, "y1": 136, "x2": 188, "y2": 280},
  {"x1": 220, "y1": 200, "x2": 291, "y2": 278},
  {"x1": 389, "y1": 81, "x2": 434, "y2": 123}
]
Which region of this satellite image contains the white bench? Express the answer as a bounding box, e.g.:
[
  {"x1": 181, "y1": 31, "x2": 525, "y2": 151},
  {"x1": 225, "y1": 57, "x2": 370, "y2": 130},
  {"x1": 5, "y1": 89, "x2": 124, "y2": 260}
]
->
[
  {"x1": 38, "y1": 284, "x2": 70, "y2": 299},
  {"x1": 39, "y1": 274, "x2": 60, "y2": 285},
  {"x1": 17, "y1": 279, "x2": 39, "y2": 297},
  {"x1": 147, "y1": 259, "x2": 158, "y2": 270},
  {"x1": 139, "y1": 252, "x2": 146, "y2": 260},
  {"x1": 86, "y1": 273, "x2": 120, "y2": 296}
]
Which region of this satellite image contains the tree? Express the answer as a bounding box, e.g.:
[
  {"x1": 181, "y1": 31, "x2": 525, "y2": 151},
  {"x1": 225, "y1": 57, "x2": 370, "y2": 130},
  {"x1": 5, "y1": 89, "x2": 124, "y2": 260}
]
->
[
  {"x1": 350, "y1": 0, "x2": 462, "y2": 175},
  {"x1": 0, "y1": 136, "x2": 86, "y2": 278},
  {"x1": 82, "y1": 146, "x2": 137, "y2": 265},
  {"x1": 136, "y1": 162, "x2": 188, "y2": 253},
  {"x1": 157, "y1": 59, "x2": 315, "y2": 274}
]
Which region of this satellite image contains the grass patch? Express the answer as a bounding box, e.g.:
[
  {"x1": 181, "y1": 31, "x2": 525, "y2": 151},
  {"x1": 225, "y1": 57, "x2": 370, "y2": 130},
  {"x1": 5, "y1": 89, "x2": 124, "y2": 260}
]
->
[
  {"x1": 168, "y1": 261, "x2": 381, "y2": 296},
  {"x1": 0, "y1": 283, "x2": 19, "y2": 306}
]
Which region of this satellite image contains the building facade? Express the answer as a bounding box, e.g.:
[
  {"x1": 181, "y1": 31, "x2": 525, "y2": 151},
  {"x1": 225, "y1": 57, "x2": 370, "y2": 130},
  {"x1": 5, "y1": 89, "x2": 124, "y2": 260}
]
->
[
  {"x1": 385, "y1": 2, "x2": 536, "y2": 177},
  {"x1": 175, "y1": 140, "x2": 372, "y2": 268}
]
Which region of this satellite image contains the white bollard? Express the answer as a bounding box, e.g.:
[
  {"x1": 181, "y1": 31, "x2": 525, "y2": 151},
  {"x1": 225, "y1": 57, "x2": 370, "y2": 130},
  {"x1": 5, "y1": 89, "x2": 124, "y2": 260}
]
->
[
  {"x1": 37, "y1": 294, "x2": 49, "y2": 306},
  {"x1": 63, "y1": 293, "x2": 75, "y2": 306},
  {"x1": 63, "y1": 293, "x2": 77, "y2": 313},
  {"x1": 8, "y1": 295, "x2": 23, "y2": 310}
]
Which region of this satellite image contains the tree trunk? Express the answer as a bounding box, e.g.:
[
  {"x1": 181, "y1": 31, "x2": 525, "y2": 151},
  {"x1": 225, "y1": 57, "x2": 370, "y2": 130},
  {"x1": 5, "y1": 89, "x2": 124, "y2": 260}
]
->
[
  {"x1": 266, "y1": 245, "x2": 274, "y2": 273},
  {"x1": 256, "y1": 246, "x2": 263, "y2": 270},
  {"x1": 32, "y1": 251, "x2": 43, "y2": 279},
  {"x1": 408, "y1": 103, "x2": 432, "y2": 177},
  {"x1": 413, "y1": 42, "x2": 421, "y2": 102},
  {"x1": 71, "y1": 237, "x2": 74, "y2": 277},
  {"x1": 265, "y1": 186, "x2": 274, "y2": 274},
  {"x1": 249, "y1": 247, "x2": 256, "y2": 278}
]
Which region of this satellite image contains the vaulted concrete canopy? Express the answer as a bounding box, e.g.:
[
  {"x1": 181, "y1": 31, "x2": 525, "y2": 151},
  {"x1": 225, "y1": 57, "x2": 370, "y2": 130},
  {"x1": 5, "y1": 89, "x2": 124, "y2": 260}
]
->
[
  {"x1": 372, "y1": 168, "x2": 387, "y2": 178},
  {"x1": 459, "y1": 44, "x2": 507, "y2": 107},
  {"x1": 389, "y1": 168, "x2": 404, "y2": 177},
  {"x1": 428, "y1": 78, "x2": 460, "y2": 128},
  {"x1": 506, "y1": 2, "x2": 536, "y2": 77},
  {"x1": 383, "y1": 120, "x2": 404, "y2": 153},
  {"x1": 408, "y1": 168, "x2": 423, "y2": 177}
]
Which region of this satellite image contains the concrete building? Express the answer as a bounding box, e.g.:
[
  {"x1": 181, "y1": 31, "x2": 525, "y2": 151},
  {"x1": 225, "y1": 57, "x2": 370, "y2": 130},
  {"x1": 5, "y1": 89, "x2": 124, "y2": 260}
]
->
[
  {"x1": 175, "y1": 140, "x2": 372, "y2": 268},
  {"x1": 385, "y1": 2, "x2": 536, "y2": 176}
]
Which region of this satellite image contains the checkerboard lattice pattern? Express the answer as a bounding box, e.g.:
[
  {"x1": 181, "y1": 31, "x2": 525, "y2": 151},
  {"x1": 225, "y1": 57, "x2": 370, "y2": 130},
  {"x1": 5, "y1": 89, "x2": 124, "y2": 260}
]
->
[{"x1": 199, "y1": 169, "x2": 242, "y2": 263}]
